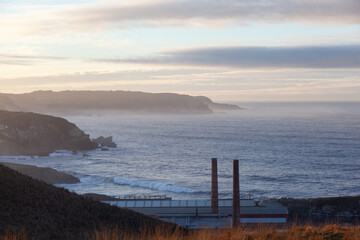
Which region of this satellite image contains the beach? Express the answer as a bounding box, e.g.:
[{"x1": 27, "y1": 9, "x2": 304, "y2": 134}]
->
[{"x1": 0, "y1": 162, "x2": 80, "y2": 184}]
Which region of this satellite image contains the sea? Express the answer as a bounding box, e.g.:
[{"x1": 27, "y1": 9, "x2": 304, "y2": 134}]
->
[{"x1": 1, "y1": 102, "x2": 359, "y2": 200}]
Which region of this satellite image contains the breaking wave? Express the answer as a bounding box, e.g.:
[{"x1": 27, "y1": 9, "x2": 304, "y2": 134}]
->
[
  {"x1": 113, "y1": 177, "x2": 200, "y2": 193},
  {"x1": 79, "y1": 175, "x2": 110, "y2": 185},
  {"x1": 49, "y1": 150, "x2": 74, "y2": 157}
]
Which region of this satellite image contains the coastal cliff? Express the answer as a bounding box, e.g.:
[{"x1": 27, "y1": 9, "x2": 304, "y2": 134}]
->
[
  {"x1": 194, "y1": 96, "x2": 241, "y2": 110},
  {"x1": 0, "y1": 90, "x2": 240, "y2": 115},
  {"x1": 0, "y1": 110, "x2": 97, "y2": 156}
]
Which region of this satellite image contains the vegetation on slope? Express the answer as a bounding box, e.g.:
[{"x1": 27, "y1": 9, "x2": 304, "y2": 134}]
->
[
  {"x1": 0, "y1": 110, "x2": 97, "y2": 155},
  {"x1": 279, "y1": 196, "x2": 360, "y2": 224},
  {"x1": 3, "y1": 224, "x2": 360, "y2": 240},
  {"x1": 0, "y1": 165, "x2": 177, "y2": 240},
  {"x1": 89, "y1": 224, "x2": 360, "y2": 240}
]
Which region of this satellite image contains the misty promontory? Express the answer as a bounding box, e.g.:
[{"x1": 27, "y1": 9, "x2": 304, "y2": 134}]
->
[{"x1": 0, "y1": 91, "x2": 240, "y2": 115}]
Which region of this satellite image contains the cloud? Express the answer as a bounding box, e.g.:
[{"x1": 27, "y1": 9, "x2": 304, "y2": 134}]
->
[
  {"x1": 0, "y1": 54, "x2": 66, "y2": 65},
  {"x1": 1, "y1": 0, "x2": 359, "y2": 36},
  {"x1": 64, "y1": 0, "x2": 360, "y2": 26},
  {"x1": 95, "y1": 45, "x2": 360, "y2": 69}
]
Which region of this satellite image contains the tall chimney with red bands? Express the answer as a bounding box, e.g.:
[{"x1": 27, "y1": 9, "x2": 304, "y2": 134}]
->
[
  {"x1": 211, "y1": 158, "x2": 219, "y2": 213},
  {"x1": 232, "y1": 159, "x2": 240, "y2": 227}
]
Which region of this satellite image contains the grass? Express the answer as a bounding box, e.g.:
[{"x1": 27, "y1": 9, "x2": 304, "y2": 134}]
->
[
  {"x1": 112, "y1": 225, "x2": 360, "y2": 240},
  {"x1": 88, "y1": 224, "x2": 360, "y2": 240},
  {"x1": 3, "y1": 224, "x2": 360, "y2": 240}
]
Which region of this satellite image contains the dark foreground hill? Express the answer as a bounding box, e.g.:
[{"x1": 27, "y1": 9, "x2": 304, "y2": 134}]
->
[
  {"x1": 0, "y1": 110, "x2": 97, "y2": 156},
  {"x1": 279, "y1": 196, "x2": 360, "y2": 224},
  {"x1": 0, "y1": 165, "x2": 176, "y2": 240},
  {"x1": 0, "y1": 90, "x2": 240, "y2": 115}
]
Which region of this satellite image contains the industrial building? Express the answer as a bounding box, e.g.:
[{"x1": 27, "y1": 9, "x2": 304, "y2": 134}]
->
[{"x1": 104, "y1": 159, "x2": 288, "y2": 228}]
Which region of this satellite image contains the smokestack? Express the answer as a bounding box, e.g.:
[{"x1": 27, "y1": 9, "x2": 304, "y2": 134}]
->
[
  {"x1": 211, "y1": 158, "x2": 218, "y2": 213},
  {"x1": 232, "y1": 159, "x2": 240, "y2": 227}
]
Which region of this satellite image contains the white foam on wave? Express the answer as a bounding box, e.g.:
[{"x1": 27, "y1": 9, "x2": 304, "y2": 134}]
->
[
  {"x1": 0, "y1": 155, "x2": 38, "y2": 160},
  {"x1": 113, "y1": 177, "x2": 199, "y2": 193},
  {"x1": 11, "y1": 156, "x2": 33, "y2": 160},
  {"x1": 79, "y1": 175, "x2": 110, "y2": 185},
  {"x1": 49, "y1": 150, "x2": 74, "y2": 157}
]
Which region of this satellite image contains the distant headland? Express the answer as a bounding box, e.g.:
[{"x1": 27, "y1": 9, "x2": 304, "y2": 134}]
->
[{"x1": 0, "y1": 90, "x2": 241, "y2": 115}]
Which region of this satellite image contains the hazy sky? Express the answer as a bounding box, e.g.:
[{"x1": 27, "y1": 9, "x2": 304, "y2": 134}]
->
[{"x1": 1, "y1": 0, "x2": 359, "y2": 102}]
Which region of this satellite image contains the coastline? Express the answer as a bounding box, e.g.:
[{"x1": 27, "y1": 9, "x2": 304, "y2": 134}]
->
[
  {"x1": 0, "y1": 162, "x2": 80, "y2": 184},
  {"x1": 2, "y1": 161, "x2": 359, "y2": 225}
]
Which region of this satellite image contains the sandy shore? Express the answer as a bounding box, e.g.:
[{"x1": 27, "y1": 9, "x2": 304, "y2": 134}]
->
[{"x1": 0, "y1": 162, "x2": 80, "y2": 184}]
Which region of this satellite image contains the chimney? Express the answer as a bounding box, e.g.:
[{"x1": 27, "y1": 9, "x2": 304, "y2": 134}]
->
[
  {"x1": 211, "y1": 158, "x2": 218, "y2": 213},
  {"x1": 232, "y1": 159, "x2": 240, "y2": 227}
]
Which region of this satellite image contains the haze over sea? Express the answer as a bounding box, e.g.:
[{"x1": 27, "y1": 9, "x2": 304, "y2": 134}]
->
[{"x1": 1, "y1": 102, "x2": 359, "y2": 200}]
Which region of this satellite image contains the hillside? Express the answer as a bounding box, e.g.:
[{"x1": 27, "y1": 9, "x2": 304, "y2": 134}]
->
[
  {"x1": 0, "y1": 110, "x2": 97, "y2": 156},
  {"x1": 0, "y1": 95, "x2": 21, "y2": 111},
  {"x1": 279, "y1": 196, "x2": 360, "y2": 224},
  {"x1": 0, "y1": 165, "x2": 176, "y2": 240},
  {"x1": 0, "y1": 91, "x2": 240, "y2": 115}
]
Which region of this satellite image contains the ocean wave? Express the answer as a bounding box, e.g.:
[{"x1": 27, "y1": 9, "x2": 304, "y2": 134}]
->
[
  {"x1": 11, "y1": 156, "x2": 37, "y2": 160},
  {"x1": 0, "y1": 155, "x2": 39, "y2": 160},
  {"x1": 63, "y1": 171, "x2": 112, "y2": 185},
  {"x1": 49, "y1": 150, "x2": 74, "y2": 157},
  {"x1": 113, "y1": 177, "x2": 200, "y2": 193},
  {"x1": 79, "y1": 175, "x2": 111, "y2": 185}
]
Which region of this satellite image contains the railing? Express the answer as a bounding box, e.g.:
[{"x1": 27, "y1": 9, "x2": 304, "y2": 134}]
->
[{"x1": 114, "y1": 195, "x2": 172, "y2": 200}]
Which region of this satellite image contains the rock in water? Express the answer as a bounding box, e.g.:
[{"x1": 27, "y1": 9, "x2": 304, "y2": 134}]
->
[{"x1": 93, "y1": 136, "x2": 117, "y2": 148}]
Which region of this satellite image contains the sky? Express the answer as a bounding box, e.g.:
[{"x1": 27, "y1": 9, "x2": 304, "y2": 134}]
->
[{"x1": 0, "y1": 0, "x2": 359, "y2": 102}]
